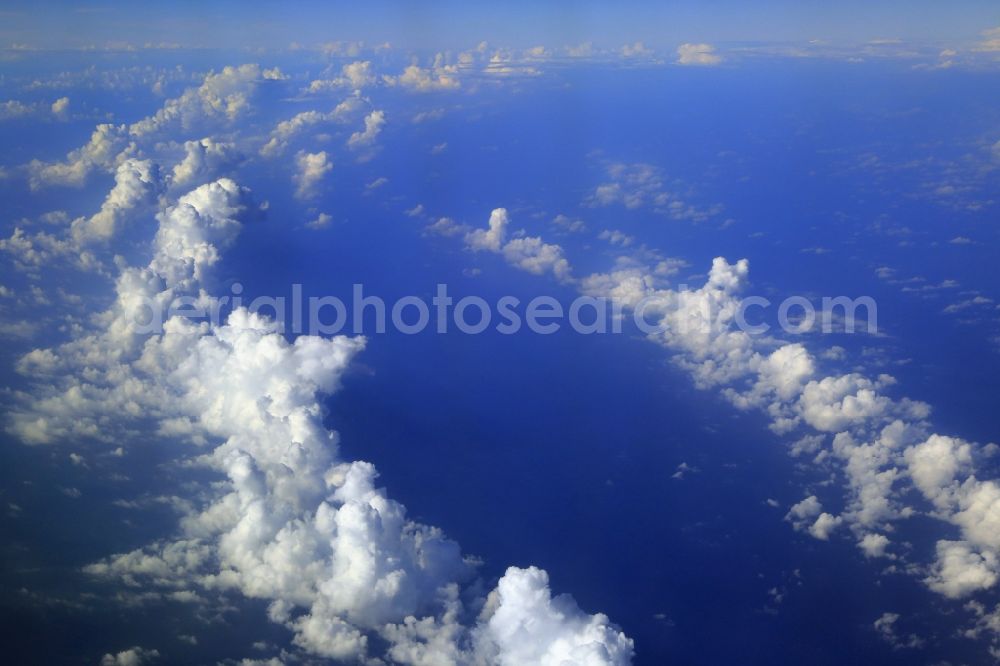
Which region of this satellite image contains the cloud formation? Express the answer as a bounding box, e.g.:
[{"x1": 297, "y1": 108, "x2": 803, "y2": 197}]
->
[
  {"x1": 577, "y1": 250, "x2": 1000, "y2": 610},
  {"x1": 10, "y1": 172, "x2": 632, "y2": 664},
  {"x1": 99, "y1": 646, "x2": 160, "y2": 666},
  {"x1": 451, "y1": 203, "x2": 1000, "y2": 624},
  {"x1": 676, "y1": 43, "x2": 723, "y2": 66},
  {"x1": 465, "y1": 208, "x2": 573, "y2": 282},
  {"x1": 171, "y1": 138, "x2": 242, "y2": 188},
  {"x1": 26, "y1": 64, "x2": 278, "y2": 190},
  {"x1": 71, "y1": 158, "x2": 164, "y2": 243},
  {"x1": 293, "y1": 151, "x2": 332, "y2": 200},
  {"x1": 347, "y1": 109, "x2": 386, "y2": 149},
  {"x1": 259, "y1": 97, "x2": 363, "y2": 157},
  {"x1": 384, "y1": 56, "x2": 461, "y2": 91},
  {"x1": 307, "y1": 60, "x2": 376, "y2": 93}
]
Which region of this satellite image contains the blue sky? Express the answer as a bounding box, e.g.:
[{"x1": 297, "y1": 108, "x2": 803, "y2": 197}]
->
[
  {"x1": 1, "y1": 5, "x2": 1000, "y2": 666},
  {"x1": 3, "y1": 1, "x2": 1000, "y2": 50}
]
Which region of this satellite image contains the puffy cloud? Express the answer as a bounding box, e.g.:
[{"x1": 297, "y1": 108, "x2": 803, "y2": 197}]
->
[
  {"x1": 501, "y1": 237, "x2": 572, "y2": 282},
  {"x1": 0, "y1": 227, "x2": 102, "y2": 275},
  {"x1": 785, "y1": 496, "x2": 841, "y2": 541},
  {"x1": 259, "y1": 97, "x2": 363, "y2": 157},
  {"x1": 17, "y1": 348, "x2": 59, "y2": 375},
  {"x1": 586, "y1": 163, "x2": 722, "y2": 221},
  {"x1": 785, "y1": 495, "x2": 821, "y2": 527},
  {"x1": 727, "y1": 343, "x2": 816, "y2": 417},
  {"x1": 757, "y1": 344, "x2": 816, "y2": 402},
  {"x1": 71, "y1": 158, "x2": 165, "y2": 243},
  {"x1": 523, "y1": 45, "x2": 550, "y2": 60},
  {"x1": 808, "y1": 512, "x2": 843, "y2": 540},
  {"x1": 5, "y1": 178, "x2": 251, "y2": 444},
  {"x1": 652, "y1": 258, "x2": 756, "y2": 388},
  {"x1": 291, "y1": 607, "x2": 368, "y2": 660},
  {"x1": 99, "y1": 647, "x2": 160, "y2": 666},
  {"x1": 466, "y1": 208, "x2": 508, "y2": 252},
  {"x1": 964, "y1": 600, "x2": 1000, "y2": 643},
  {"x1": 622, "y1": 42, "x2": 654, "y2": 58},
  {"x1": 954, "y1": 481, "x2": 1000, "y2": 553},
  {"x1": 87, "y1": 313, "x2": 612, "y2": 663},
  {"x1": 27, "y1": 64, "x2": 273, "y2": 190},
  {"x1": 293, "y1": 151, "x2": 332, "y2": 200},
  {"x1": 316, "y1": 40, "x2": 366, "y2": 57},
  {"x1": 347, "y1": 109, "x2": 385, "y2": 149},
  {"x1": 424, "y1": 217, "x2": 466, "y2": 238},
  {"x1": 797, "y1": 374, "x2": 925, "y2": 433},
  {"x1": 0, "y1": 99, "x2": 36, "y2": 120},
  {"x1": 171, "y1": 138, "x2": 242, "y2": 188},
  {"x1": 904, "y1": 434, "x2": 972, "y2": 509},
  {"x1": 151, "y1": 177, "x2": 249, "y2": 286},
  {"x1": 466, "y1": 209, "x2": 573, "y2": 282},
  {"x1": 483, "y1": 49, "x2": 543, "y2": 77},
  {"x1": 28, "y1": 123, "x2": 128, "y2": 189},
  {"x1": 873, "y1": 612, "x2": 899, "y2": 638},
  {"x1": 830, "y1": 421, "x2": 921, "y2": 530},
  {"x1": 590, "y1": 184, "x2": 641, "y2": 209},
  {"x1": 305, "y1": 213, "x2": 332, "y2": 230},
  {"x1": 566, "y1": 43, "x2": 596, "y2": 58},
  {"x1": 676, "y1": 43, "x2": 723, "y2": 66},
  {"x1": 260, "y1": 112, "x2": 326, "y2": 157},
  {"x1": 0, "y1": 96, "x2": 70, "y2": 120},
  {"x1": 129, "y1": 64, "x2": 275, "y2": 137},
  {"x1": 381, "y1": 585, "x2": 470, "y2": 664},
  {"x1": 474, "y1": 566, "x2": 634, "y2": 665},
  {"x1": 580, "y1": 265, "x2": 658, "y2": 311},
  {"x1": 580, "y1": 252, "x2": 1000, "y2": 595},
  {"x1": 569, "y1": 247, "x2": 1000, "y2": 597},
  {"x1": 338, "y1": 60, "x2": 374, "y2": 88},
  {"x1": 381, "y1": 567, "x2": 635, "y2": 665},
  {"x1": 873, "y1": 612, "x2": 923, "y2": 649},
  {"x1": 577, "y1": 249, "x2": 999, "y2": 602},
  {"x1": 552, "y1": 214, "x2": 587, "y2": 233},
  {"x1": 907, "y1": 465, "x2": 1000, "y2": 600},
  {"x1": 307, "y1": 61, "x2": 375, "y2": 92},
  {"x1": 425, "y1": 187, "x2": 1000, "y2": 623},
  {"x1": 51, "y1": 96, "x2": 70, "y2": 118},
  {"x1": 12, "y1": 176, "x2": 630, "y2": 664},
  {"x1": 8, "y1": 156, "x2": 165, "y2": 276},
  {"x1": 411, "y1": 108, "x2": 446, "y2": 124},
  {"x1": 598, "y1": 229, "x2": 634, "y2": 247},
  {"x1": 925, "y1": 541, "x2": 998, "y2": 599},
  {"x1": 384, "y1": 56, "x2": 461, "y2": 92},
  {"x1": 974, "y1": 26, "x2": 1000, "y2": 53},
  {"x1": 859, "y1": 533, "x2": 892, "y2": 558}
]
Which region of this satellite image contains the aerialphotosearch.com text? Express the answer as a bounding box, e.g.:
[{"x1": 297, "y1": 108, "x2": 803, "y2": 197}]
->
[{"x1": 134, "y1": 283, "x2": 878, "y2": 337}]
